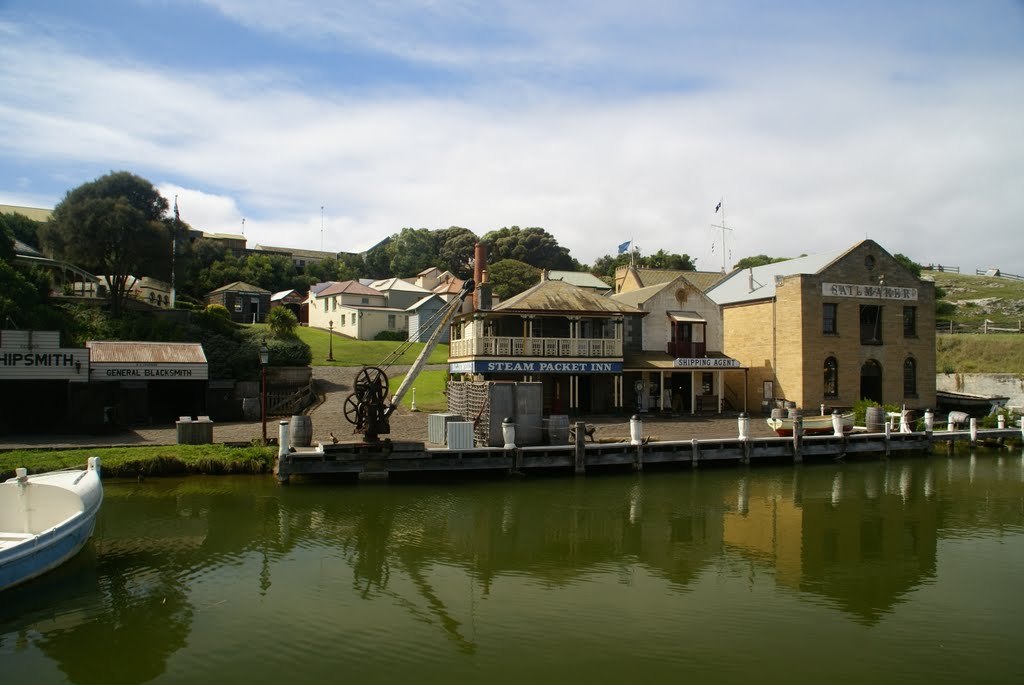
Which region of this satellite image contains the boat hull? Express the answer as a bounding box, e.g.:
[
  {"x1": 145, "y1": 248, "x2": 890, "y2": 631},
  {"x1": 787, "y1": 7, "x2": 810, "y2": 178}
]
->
[
  {"x1": 766, "y1": 413, "x2": 854, "y2": 437},
  {"x1": 0, "y1": 457, "x2": 103, "y2": 592}
]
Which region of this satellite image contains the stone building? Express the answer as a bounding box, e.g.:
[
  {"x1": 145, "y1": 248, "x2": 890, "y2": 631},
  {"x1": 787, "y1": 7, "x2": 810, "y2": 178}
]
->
[{"x1": 706, "y1": 239, "x2": 936, "y2": 414}]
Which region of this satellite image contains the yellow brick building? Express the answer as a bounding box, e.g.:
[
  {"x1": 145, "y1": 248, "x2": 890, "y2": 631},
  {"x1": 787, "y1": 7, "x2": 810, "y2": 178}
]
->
[{"x1": 707, "y1": 240, "x2": 935, "y2": 414}]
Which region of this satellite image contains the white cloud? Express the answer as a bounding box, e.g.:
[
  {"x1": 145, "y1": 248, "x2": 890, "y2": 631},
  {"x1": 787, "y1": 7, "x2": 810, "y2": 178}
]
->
[{"x1": 2, "y1": 3, "x2": 1023, "y2": 274}]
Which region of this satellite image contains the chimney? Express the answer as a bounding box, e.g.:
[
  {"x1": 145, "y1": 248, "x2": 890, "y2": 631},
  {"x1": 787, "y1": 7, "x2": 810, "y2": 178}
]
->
[{"x1": 473, "y1": 243, "x2": 490, "y2": 311}]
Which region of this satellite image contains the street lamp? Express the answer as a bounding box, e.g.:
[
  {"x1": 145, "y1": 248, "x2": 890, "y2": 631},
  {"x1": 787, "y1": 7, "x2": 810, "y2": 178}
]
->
[
  {"x1": 327, "y1": 320, "x2": 335, "y2": 361},
  {"x1": 260, "y1": 339, "x2": 270, "y2": 444}
]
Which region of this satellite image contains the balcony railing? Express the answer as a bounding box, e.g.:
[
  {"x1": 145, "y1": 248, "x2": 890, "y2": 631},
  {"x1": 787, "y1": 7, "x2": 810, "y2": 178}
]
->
[
  {"x1": 450, "y1": 336, "x2": 622, "y2": 359},
  {"x1": 667, "y1": 341, "x2": 706, "y2": 358}
]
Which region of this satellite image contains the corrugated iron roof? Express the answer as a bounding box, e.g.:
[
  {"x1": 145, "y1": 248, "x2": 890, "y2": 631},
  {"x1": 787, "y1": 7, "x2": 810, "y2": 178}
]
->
[
  {"x1": 317, "y1": 280, "x2": 381, "y2": 297},
  {"x1": 547, "y1": 270, "x2": 613, "y2": 290},
  {"x1": 493, "y1": 280, "x2": 643, "y2": 315},
  {"x1": 87, "y1": 341, "x2": 207, "y2": 364},
  {"x1": 706, "y1": 245, "x2": 851, "y2": 305}
]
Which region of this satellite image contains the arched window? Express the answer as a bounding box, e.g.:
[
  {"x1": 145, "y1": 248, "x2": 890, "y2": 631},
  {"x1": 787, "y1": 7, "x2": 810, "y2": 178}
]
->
[
  {"x1": 824, "y1": 356, "x2": 839, "y2": 398},
  {"x1": 903, "y1": 357, "x2": 917, "y2": 397}
]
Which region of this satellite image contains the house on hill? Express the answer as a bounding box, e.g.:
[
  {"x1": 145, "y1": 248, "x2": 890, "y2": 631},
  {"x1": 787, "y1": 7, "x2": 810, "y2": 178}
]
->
[
  {"x1": 205, "y1": 281, "x2": 271, "y2": 323},
  {"x1": 369, "y1": 277, "x2": 432, "y2": 310},
  {"x1": 706, "y1": 239, "x2": 936, "y2": 414},
  {"x1": 307, "y1": 279, "x2": 409, "y2": 339}
]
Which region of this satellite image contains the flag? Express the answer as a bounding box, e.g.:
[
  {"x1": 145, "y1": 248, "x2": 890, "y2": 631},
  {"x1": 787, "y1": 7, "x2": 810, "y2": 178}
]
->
[
  {"x1": 617, "y1": 240, "x2": 631, "y2": 254},
  {"x1": 715, "y1": 201, "x2": 722, "y2": 213}
]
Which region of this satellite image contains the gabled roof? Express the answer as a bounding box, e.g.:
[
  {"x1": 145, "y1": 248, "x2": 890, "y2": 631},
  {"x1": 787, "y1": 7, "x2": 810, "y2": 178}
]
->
[
  {"x1": 547, "y1": 270, "x2": 612, "y2": 290},
  {"x1": 208, "y1": 281, "x2": 271, "y2": 295},
  {"x1": 13, "y1": 239, "x2": 43, "y2": 257},
  {"x1": 433, "y1": 276, "x2": 466, "y2": 295},
  {"x1": 623, "y1": 267, "x2": 725, "y2": 292},
  {"x1": 271, "y1": 289, "x2": 300, "y2": 301},
  {"x1": 611, "y1": 280, "x2": 676, "y2": 309},
  {"x1": 370, "y1": 277, "x2": 431, "y2": 294},
  {"x1": 317, "y1": 280, "x2": 382, "y2": 297},
  {"x1": 492, "y1": 279, "x2": 643, "y2": 316},
  {"x1": 706, "y1": 246, "x2": 850, "y2": 305},
  {"x1": 406, "y1": 294, "x2": 446, "y2": 311}
]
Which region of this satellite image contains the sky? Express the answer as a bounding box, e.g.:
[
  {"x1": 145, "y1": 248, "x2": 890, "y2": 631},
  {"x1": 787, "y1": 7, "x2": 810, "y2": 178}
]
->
[{"x1": 1, "y1": 0, "x2": 1023, "y2": 275}]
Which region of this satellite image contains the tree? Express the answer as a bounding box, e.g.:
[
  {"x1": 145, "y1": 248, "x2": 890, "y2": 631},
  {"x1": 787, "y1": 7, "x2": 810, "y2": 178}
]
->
[
  {"x1": 488, "y1": 259, "x2": 541, "y2": 299},
  {"x1": 483, "y1": 226, "x2": 574, "y2": 271},
  {"x1": 645, "y1": 249, "x2": 695, "y2": 271},
  {"x1": 0, "y1": 212, "x2": 43, "y2": 250},
  {"x1": 388, "y1": 227, "x2": 440, "y2": 277},
  {"x1": 435, "y1": 226, "x2": 479, "y2": 278},
  {"x1": 893, "y1": 253, "x2": 922, "y2": 278},
  {"x1": 735, "y1": 254, "x2": 790, "y2": 270},
  {"x1": 267, "y1": 306, "x2": 299, "y2": 337},
  {"x1": 41, "y1": 171, "x2": 169, "y2": 318}
]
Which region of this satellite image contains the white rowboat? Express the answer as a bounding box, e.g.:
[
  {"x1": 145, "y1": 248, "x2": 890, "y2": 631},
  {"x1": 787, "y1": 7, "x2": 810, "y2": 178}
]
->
[{"x1": 1, "y1": 457, "x2": 103, "y2": 592}]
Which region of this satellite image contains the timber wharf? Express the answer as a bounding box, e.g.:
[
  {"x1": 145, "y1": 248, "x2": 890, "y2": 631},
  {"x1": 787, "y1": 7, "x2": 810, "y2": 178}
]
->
[{"x1": 273, "y1": 415, "x2": 1024, "y2": 484}]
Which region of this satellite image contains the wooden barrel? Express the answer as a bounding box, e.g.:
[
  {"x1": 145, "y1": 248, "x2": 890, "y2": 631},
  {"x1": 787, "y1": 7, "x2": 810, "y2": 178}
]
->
[
  {"x1": 865, "y1": 406, "x2": 885, "y2": 432},
  {"x1": 548, "y1": 415, "x2": 569, "y2": 445},
  {"x1": 787, "y1": 407, "x2": 803, "y2": 419},
  {"x1": 770, "y1": 408, "x2": 786, "y2": 420},
  {"x1": 289, "y1": 415, "x2": 313, "y2": 448}
]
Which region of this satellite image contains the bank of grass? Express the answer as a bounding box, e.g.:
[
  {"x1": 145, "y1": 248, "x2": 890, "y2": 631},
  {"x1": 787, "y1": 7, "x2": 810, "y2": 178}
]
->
[
  {"x1": 291, "y1": 325, "x2": 449, "y2": 366},
  {"x1": 936, "y1": 333, "x2": 1024, "y2": 374},
  {"x1": 389, "y1": 369, "x2": 449, "y2": 412},
  {"x1": 0, "y1": 444, "x2": 275, "y2": 481}
]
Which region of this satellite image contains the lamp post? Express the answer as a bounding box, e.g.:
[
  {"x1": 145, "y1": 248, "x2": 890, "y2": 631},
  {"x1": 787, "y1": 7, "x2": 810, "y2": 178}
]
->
[
  {"x1": 327, "y1": 320, "x2": 335, "y2": 361},
  {"x1": 260, "y1": 339, "x2": 270, "y2": 444}
]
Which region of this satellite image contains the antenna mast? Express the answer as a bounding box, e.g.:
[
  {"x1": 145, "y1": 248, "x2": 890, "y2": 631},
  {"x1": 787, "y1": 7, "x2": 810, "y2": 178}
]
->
[{"x1": 711, "y1": 197, "x2": 733, "y2": 273}]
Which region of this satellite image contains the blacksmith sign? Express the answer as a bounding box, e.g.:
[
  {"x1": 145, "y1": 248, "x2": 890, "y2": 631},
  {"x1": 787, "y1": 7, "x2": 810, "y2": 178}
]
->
[
  {"x1": 0, "y1": 330, "x2": 90, "y2": 382},
  {"x1": 87, "y1": 341, "x2": 209, "y2": 381}
]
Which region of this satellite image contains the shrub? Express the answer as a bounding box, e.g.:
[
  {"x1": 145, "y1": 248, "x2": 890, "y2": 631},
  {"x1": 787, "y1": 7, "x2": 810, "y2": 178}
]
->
[
  {"x1": 267, "y1": 306, "x2": 299, "y2": 337},
  {"x1": 206, "y1": 303, "x2": 230, "y2": 319},
  {"x1": 374, "y1": 330, "x2": 409, "y2": 342}
]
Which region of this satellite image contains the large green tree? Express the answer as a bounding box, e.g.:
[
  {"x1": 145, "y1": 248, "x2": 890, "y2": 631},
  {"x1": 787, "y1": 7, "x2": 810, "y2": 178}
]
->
[
  {"x1": 482, "y1": 226, "x2": 574, "y2": 271},
  {"x1": 435, "y1": 226, "x2": 479, "y2": 278},
  {"x1": 488, "y1": 259, "x2": 541, "y2": 300},
  {"x1": 0, "y1": 211, "x2": 43, "y2": 250},
  {"x1": 41, "y1": 171, "x2": 169, "y2": 317}
]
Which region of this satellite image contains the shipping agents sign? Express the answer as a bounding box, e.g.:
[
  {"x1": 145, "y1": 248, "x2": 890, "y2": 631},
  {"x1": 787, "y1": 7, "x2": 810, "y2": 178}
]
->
[{"x1": 673, "y1": 358, "x2": 741, "y2": 369}]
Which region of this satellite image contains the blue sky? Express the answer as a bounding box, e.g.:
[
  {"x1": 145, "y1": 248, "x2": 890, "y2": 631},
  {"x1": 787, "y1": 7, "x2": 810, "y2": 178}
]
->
[{"x1": 2, "y1": 0, "x2": 1022, "y2": 273}]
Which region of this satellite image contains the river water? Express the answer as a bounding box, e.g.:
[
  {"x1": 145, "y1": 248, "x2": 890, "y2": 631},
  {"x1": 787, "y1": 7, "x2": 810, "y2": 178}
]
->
[{"x1": 3, "y1": 452, "x2": 1023, "y2": 685}]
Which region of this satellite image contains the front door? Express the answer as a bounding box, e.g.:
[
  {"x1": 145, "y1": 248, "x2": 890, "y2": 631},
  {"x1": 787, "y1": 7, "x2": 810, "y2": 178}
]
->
[{"x1": 860, "y1": 359, "x2": 882, "y2": 404}]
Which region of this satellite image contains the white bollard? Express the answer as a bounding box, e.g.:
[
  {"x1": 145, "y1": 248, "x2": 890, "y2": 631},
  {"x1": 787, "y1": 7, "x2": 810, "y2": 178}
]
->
[
  {"x1": 737, "y1": 412, "x2": 749, "y2": 440},
  {"x1": 970, "y1": 417, "x2": 978, "y2": 443},
  {"x1": 820, "y1": 404, "x2": 826, "y2": 416},
  {"x1": 278, "y1": 420, "x2": 290, "y2": 458},
  {"x1": 924, "y1": 408, "x2": 934, "y2": 433},
  {"x1": 947, "y1": 416, "x2": 955, "y2": 432},
  {"x1": 411, "y1": 388, "x2": 418, "y2": 412},
  {"x1": 630, "y1": 415, "x2": 643, "y2": 445},
  {"x1": 997, "y1": 414, "x2": 1006, "y2": 429},
  {"x1": 900, "y1": 410, "x2": 911, "y2": 433},
  {"x1": 502, "y1": 417, "x2": 516, "y2": 449},
  {"x1": 832, "y1": 410, "x2": 844, "y2": 436}
]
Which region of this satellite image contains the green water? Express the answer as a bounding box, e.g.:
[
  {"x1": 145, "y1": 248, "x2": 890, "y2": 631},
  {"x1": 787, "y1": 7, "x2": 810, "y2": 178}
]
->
[{"x1": 3, "y1": 453, "x2": 1024, "y2": 684}]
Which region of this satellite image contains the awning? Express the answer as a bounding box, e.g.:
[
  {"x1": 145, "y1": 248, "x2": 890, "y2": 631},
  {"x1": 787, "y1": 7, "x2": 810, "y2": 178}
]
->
[{"x1": 668, "y1": 311, "x2": 705, "y2": 323}]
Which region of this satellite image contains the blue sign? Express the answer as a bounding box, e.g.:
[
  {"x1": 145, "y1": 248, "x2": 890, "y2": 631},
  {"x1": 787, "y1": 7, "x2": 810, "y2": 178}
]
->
[{"x1": 450, "y1": 360, "x2": 623, "y2": 374}]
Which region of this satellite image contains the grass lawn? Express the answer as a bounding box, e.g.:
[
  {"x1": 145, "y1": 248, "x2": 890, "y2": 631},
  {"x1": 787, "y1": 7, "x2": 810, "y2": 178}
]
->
[
  {"x1": 292, "y1": 325, "x2": 450, "y2": 366},
  {"x1": 389, "y1": 369, "x2": 450, "y2": 413}
]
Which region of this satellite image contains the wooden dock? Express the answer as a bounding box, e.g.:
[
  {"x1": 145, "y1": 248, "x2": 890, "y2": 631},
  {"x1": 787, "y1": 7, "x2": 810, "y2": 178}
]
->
[{"x1": 273, "y1": 419, "x2": 1023, "y2": 483}]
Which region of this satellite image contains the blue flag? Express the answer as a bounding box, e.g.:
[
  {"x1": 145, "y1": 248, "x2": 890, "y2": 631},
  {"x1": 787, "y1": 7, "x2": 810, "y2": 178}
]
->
[
  {"x1": 715, "y1": 201, "x2": 722, "y2": 213},
  {"x1": 617, "y1": 240, "x2": 631, "y2": 254}
]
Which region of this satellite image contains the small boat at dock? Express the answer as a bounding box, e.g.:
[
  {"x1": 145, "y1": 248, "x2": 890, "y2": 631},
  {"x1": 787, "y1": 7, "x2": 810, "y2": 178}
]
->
[
  {"x1": 767, "y1": 412, "x2": 854, "y2": 437},
  {"x1": 1, "y1": 457, "x2": 103, "y2": 592}
]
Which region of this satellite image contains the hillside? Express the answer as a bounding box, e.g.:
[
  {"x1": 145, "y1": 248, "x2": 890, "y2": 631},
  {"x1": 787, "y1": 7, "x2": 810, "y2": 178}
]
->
[{"x1": 929, "y1": 269, "x2": 1024, "y2": 330}]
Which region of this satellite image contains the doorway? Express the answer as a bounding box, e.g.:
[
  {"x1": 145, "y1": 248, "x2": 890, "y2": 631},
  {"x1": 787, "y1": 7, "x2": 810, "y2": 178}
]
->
[{"x1": 860, "y1": 359, "x2": 882, "y2": 404}]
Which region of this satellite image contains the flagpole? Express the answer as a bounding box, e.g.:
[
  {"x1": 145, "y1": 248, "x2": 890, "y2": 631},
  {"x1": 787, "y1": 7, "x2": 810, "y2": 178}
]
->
[{"x1": 712, "y1": 197, "x2": 732, "y2": 274}]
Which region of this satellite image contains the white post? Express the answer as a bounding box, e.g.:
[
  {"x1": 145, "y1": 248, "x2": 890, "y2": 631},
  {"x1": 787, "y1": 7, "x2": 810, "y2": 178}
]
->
[
  {"x1": 997, "y1": 414, "x2": 1006, "y2": 429},
  {"x1": 278, "y1": 420, "x2": 290, "y2": 458},
  {"x1": 820, "y1": 403, "x2": 825, "y2": 416},
  {"x1": 832, "y1": 410, "x2": 844, "y2": 436},
  {"x1": 947, "y1": 415, "x2": 955, "y2": 432},
  {"x1": 970, "y1": 417, "x2": 978, "y2": 444},
  {"x1": 737, "y1": 412, "x2": 749, "y2": 440},
  {"x1": 900, "y1": 409, "x2": 911, "y2": 433},
  {"x1": 924, "y1": 408, "x2": 934, "y2": 433},
  {"x1": 411, "y1": 388, "x2": 418, "y2": 412},
  {"x1": 502, "y1": 417, "x2": 516, "y2": 449},
  {"x1": 630, "y1": 415, "x2": 643, "y2": 445}
]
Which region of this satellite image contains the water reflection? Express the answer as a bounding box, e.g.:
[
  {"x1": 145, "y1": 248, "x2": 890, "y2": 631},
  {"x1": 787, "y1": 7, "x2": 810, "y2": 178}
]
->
[{"x1": 1, "y1": 452, "x2": 1023, "y2": 683}]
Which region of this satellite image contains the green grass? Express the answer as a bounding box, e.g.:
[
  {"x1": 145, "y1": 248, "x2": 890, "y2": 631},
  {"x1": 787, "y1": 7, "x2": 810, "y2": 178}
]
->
[
  {"x1": 931, "y1": 271, "x2": 1024, "y2": 328},
  {"x1": 389, "y1": 369, "x2": 450, "y2": 412},
  {"x1": 936, "y1": 333, "x2": 1024, "y2": 374},
  {"x1": 293, "y1": 326, "x2": 450, "y2": 366},
  {"x1": 0, "y1": 444, "x2": 275, "y2": 481}
]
